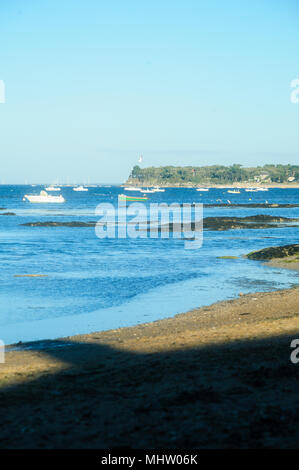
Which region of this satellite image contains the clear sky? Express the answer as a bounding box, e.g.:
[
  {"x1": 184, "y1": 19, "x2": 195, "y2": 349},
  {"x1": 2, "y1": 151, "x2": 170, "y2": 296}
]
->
[{"x1": 0, "y1": 0, "x2": 298, "y2": 184}]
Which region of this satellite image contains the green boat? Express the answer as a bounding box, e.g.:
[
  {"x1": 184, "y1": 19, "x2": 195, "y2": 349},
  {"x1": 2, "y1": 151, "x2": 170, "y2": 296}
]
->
[{"x1": 118, "y1": 194, "x2": 148, "y2": 202}]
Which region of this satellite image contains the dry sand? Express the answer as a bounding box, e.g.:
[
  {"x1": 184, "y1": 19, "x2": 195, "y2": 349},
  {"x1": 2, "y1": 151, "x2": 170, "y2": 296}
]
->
[{"x1": 1, "y1": 285, "x2": 299, "y2": 448}]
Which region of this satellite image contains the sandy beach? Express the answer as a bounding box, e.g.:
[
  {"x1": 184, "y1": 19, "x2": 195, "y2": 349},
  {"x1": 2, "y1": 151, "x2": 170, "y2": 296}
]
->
[{"x1": 1, "y1": 280, "x2": 299, "y2": 448}]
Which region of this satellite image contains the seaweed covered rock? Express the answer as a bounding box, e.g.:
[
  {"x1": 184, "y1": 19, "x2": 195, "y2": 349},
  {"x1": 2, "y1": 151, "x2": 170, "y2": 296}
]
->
[
  {"x1": 242, "y1": 215, "x2": 297, "y2": 222},
  {"x1": 21, "y1": 221, "x2": 96, "y2": 227},
  {"x1": 203, "y1": 203, "x2": 299, "y2": 208},
  {"x1": 155, "y1": 215, "x2": 298, "y2": 232},
  {"x1": 21, "y1": 215, "x2": 299, "y2": 232},
  {"x1": 246, "y1": 244, "x2": 299, "y2": 260}
]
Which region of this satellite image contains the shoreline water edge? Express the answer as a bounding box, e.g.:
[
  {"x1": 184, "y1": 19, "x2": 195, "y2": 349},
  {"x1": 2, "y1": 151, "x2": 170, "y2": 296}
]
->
[
  {"x1": 5, "y1": 247, "x2": 299, "y2": 350},
  {"x1": 0, "y1": 248, "x2": 299, "y2": 448},
  {"x1": 1, "y1": 286, "x2": 299, "y2": 448}
]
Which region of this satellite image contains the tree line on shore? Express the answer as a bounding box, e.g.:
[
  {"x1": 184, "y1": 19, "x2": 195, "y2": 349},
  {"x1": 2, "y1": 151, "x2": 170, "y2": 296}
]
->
[{"x1": 127, "y1": 164, "x2": 299, "y2": 185}]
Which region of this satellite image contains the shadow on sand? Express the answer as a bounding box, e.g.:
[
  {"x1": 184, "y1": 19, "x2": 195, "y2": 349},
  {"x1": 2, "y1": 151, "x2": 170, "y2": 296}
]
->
[{"x1": 1, "y1": 331, "x2": 299, "y2": 448}]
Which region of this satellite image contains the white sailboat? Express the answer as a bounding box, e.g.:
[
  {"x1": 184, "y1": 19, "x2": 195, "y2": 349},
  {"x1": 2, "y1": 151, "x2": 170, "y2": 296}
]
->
[
  {"x1": 141, "y1": 188, "x2": 156, "y2": 193},
  {"x1": 124, "y1": 187, "x2": 142, "y2": 191},
  {"x1": 73, "y1": 185, "x2": 88, "y2": 191},
  {"x1": 45, "y1": 186, "x2": 61, "y2": 191}
]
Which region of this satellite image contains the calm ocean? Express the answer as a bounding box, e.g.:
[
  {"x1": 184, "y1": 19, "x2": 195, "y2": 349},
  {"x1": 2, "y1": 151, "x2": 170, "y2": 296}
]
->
[{"x1": 0, "y1": 185, "x2": 298, "y2": 344}]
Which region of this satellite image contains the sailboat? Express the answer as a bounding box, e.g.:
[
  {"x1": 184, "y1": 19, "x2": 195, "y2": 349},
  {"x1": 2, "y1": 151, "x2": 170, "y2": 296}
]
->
[
  {"x1": 124, "y1": 186, "x2": 142, "y2": 191},
  {"x1": 45, "y1": 185, "x2": 61, "y2": 191},
  {"x1": 73, "y1": 185, "x2": 88, "y2": 191},
  {"x1": 141, "y1": 188, "x2": 156, "y2": 193}
]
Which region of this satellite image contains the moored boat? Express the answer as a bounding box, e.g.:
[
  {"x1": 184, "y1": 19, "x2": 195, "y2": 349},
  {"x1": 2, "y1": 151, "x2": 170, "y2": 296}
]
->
[
  {"x1": 45, "y1": 186, "x2": 61, "y2": 191},
  {"x1": 23, "y1": 190, "x2": 65, "y2": 203},
  {"x1": 73, "y1": 185, "x2": 88, "y2": 191},
  {"x1": 141, "y1": 188, "x2": 156, "y2": 193},
  {"x1": 124, "y1": 187, "x2": 142, "y2": 191},
  {"x1": 118, "y1": 194, "x2": 148, "y2": 202}
]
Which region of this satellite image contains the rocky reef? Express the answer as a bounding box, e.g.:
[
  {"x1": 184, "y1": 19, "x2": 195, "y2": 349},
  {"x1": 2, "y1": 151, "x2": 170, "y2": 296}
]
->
[
  {"x1": 156, "y1": 215, "x2": 299, "y2": 232},
  {"x1": 203, "y1": 203, "x2": 299, "y2": 208},
  {"x1": 21, "y1": 214, "x2": 299, "y2": 231},
  {"x1": 21, "y1": 221, "x2": 97, "y2": 227}
]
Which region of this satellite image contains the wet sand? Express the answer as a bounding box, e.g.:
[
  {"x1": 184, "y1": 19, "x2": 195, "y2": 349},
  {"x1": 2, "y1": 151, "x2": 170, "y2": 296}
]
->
[
  {"x1": 266, "y1": 256, "x2": 299, "y2": 271},
  {"x1": 1, "y1": 285, "x2": 299, "y2": 448}
]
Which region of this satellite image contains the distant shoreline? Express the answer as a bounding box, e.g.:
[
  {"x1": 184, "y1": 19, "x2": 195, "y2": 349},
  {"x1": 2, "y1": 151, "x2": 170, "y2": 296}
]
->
[{"x1": 122, "y1": 182, "x2": 299, "y2": 189}]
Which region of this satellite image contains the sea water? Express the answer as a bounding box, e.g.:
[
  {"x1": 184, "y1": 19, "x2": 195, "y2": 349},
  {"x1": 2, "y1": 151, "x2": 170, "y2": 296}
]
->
[{"x1": 0, "y1": 185, "x2": 298, "y2": 344}]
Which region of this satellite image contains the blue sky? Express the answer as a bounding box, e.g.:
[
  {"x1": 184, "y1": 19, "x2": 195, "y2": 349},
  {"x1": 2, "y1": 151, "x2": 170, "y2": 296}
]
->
[{"x1": 0, "y1": 0, "x2": 298, "y2": 183}]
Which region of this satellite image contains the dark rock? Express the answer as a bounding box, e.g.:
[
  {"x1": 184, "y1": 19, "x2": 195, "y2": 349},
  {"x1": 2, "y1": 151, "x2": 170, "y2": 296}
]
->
[
  {"x1": 242, "y1": 215, "x2": 297, "y2": 222},
  {"x1": 21, "y1": 215, "x2": 299, "y2": 232},
  {"x1": 246, "y1": 244, "x2": 299, "y2": 260},
  {"x1": 21, "y1": 221, "x2": 97, "y2": 227},
  {"x1": 151, "y1": 215, "x2": 299, "y2": 232},
  {"x1": 203, "y1": 203, "x2": 299, "y2": 208}
]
